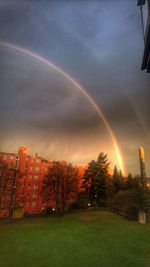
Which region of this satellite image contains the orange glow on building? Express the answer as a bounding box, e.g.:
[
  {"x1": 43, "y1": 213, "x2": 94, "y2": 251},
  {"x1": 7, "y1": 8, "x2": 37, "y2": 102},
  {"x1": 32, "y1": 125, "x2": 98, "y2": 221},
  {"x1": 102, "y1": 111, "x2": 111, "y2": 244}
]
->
[{"x1": 0, "y1": 147, "x2": 85, "y2": 218}]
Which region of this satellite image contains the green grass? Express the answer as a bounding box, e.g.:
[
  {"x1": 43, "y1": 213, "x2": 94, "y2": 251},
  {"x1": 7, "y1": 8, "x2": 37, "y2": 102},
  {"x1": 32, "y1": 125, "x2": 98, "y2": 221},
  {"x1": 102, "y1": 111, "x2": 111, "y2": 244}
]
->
[{"x1": 0, "y1": 210, "x2": 150, "y2": 267}]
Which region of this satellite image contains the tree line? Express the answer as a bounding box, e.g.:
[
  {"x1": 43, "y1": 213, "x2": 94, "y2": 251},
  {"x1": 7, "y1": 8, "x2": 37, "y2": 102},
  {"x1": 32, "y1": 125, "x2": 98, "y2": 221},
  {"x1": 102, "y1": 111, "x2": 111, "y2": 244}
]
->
[
  {"x1": 0, "y1": 153, "x2": 150, "y2": 218},
  {"x1": 79, "y1": 153, "x2": 150, "y2": 218}
]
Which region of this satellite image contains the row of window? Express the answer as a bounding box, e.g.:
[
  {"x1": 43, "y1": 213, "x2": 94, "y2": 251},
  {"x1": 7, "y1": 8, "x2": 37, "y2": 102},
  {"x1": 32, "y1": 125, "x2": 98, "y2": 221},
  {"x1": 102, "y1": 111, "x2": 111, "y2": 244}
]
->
[
  {"x1": 26, "y1": 158, "x2": 41, "y2": 163},
  {"x1": 21, "y1": 192, "x2": 38, "y2": 197},
  {"x1": 28, "y1": 167, "x2": 48, "y2": 171},
  {"x1": 26, "y1": 200, "x2": 49, "y2": 207},
  {"x1": 23, "y1": 175, "x2": 40, "y2": 179},
  {"x1": 29, "y1": 166, "x2": 40, "y2": 171},
  {"x1": 2, "y1": 155, "x2": 16, "y2": 160},
  {"x1": 26, "y1": 201, "x2": 37, "y2": 207},
  {"x1": 22, "y1": 183, "x2": 39, "y2": 188},
  {"x1": 28, "y1": 175, "x2": 39, "y2": 179},
  {"x1": 1, "y1": 155, "x2": 49, "y2": 171}
]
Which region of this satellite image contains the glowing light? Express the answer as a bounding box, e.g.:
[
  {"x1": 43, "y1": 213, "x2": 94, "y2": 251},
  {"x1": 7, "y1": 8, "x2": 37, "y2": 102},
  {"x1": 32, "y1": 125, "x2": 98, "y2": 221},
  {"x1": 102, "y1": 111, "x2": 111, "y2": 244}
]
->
[{"x1": 0, "y1": 40, "x2": 126, "y2": 175}]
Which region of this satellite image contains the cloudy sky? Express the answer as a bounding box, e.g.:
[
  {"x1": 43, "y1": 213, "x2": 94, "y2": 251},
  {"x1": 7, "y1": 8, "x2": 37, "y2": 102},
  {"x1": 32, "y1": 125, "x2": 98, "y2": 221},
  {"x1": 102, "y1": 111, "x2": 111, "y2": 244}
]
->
[{"x1": 0, "y1": 0, "x2": 150, "y2": 175}]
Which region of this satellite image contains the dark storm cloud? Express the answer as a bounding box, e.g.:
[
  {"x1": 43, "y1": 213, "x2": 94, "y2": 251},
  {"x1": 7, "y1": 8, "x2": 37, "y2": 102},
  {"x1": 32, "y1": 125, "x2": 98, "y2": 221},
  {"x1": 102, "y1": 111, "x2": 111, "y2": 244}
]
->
[
  {"x1": 0, "y1": 0, "x2": 150, "y2": 174},
  {"x1": 0, "y1": 46, "x2": 105, "y2": 138}
]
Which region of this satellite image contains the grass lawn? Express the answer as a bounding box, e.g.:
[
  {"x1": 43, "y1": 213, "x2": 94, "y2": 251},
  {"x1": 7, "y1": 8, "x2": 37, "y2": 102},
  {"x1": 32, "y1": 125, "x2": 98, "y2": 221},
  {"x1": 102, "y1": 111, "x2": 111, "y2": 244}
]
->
[{"x1": 0, "y1": 210, "x2": 150, "y2": 267}]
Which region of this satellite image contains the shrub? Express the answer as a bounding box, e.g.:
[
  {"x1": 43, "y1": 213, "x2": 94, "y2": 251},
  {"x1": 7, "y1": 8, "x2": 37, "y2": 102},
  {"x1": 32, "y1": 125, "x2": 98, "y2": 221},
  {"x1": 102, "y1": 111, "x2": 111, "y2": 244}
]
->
[{"x1": 112, "y1": 190, "x2": 138, "y2": 218}]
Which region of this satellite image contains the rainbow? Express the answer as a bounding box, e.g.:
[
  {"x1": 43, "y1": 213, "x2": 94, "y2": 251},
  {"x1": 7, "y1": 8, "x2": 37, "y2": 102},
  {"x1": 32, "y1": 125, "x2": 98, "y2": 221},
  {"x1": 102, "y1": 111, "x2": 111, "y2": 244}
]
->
[{"x1": 0, "y1": 41, "x2": 126, "y2": 175}]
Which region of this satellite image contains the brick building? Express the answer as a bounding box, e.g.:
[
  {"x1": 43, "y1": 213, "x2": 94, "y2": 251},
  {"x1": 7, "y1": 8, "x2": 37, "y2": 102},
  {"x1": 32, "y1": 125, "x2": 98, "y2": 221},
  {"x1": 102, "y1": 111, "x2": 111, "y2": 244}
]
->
[{"x1": 0, "y1": 147, "x2": 85, "y2": 218}]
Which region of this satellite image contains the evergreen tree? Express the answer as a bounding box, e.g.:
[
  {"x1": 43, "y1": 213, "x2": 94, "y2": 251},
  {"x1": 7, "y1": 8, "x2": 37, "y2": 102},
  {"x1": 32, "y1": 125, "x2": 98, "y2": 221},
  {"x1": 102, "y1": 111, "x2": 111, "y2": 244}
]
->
[
  {"x1": 119, "y1": 169, "x2": 123, "y2": 178},
  {"x1": 125, "y1": 173, "x2": 133, "y2": 190},
  {"x1": 112, "y1": 166, "x2": 125, "y2": 192},
  {"x1": 82, "y1": 153, "x2": 112, "y2": 207}
]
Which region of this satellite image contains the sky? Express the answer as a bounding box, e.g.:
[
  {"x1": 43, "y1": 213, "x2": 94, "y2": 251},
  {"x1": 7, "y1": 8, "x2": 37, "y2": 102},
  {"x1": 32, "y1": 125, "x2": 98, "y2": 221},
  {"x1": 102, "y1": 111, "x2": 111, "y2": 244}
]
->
[{"x1": 0, "y1": 0, "x2": 150, "y2": 176}]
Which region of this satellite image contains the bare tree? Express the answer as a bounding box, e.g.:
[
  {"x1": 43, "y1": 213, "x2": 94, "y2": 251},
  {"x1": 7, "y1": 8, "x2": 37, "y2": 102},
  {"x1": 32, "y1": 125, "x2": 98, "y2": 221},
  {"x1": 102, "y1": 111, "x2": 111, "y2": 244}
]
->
[
  {"x1": 0, "y1": 160, "x2": 17, "y2": 215},
  {"x1": 43, "y1": 161, "x2": 79, "y2": 215}
]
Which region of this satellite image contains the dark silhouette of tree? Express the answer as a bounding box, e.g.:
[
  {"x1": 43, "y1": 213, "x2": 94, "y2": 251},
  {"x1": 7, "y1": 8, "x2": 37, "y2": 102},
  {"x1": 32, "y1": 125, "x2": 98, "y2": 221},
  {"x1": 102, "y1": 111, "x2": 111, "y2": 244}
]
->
[
  {"x1": 112, "y1": 173, "x2": 150, "y2": 217},
  {"x1": 125, "y1": 173, "x2": 134, "y2": 190},
  {"x1": 43, "y1": 162, "x2": 78, "y2": 215},
  {"x1": 130, "y1": 175, "x2": 150, "y2": 212},
  {"x1": 0, "y1": 159, "x2": 17, "y2": 214},
  {"x1": 112, "y1": 190, "x2": 134, "y2": 216},
  {"x1": 112, "y1": 166, "x2": 125, "y2": 193},
  {"x1": 82, "y1": 153, "x2": 113, "y2": 207}
]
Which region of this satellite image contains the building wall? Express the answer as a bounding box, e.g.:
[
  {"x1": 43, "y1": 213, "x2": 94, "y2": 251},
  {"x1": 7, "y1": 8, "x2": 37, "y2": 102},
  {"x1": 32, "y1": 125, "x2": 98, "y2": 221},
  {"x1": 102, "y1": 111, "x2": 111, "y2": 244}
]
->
[{"x1": 0, "y1": 147, "x2": 84, "y2": 217}]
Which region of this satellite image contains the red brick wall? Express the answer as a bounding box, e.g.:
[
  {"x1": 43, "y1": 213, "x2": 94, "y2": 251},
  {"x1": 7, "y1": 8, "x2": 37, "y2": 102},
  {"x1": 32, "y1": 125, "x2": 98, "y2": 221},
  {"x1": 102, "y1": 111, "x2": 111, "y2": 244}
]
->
[{"x1": 0, "y1": 148, "x2": 84, "y2": 217}]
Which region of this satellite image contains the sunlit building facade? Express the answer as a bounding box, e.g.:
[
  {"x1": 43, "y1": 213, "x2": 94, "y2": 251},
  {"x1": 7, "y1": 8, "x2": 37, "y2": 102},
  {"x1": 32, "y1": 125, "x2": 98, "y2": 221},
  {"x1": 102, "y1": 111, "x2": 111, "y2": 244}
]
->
[{"x1": 0, "y1": 147, "x2": 84, "y2": 218}]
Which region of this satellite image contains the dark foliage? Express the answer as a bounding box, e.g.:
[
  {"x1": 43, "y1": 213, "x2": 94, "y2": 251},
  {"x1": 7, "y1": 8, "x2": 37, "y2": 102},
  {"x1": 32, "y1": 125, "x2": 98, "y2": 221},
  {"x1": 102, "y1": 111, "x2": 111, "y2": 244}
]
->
[
  {"x1": 81, "y1": 153, "x2": 150, "y2": 218},
  {"x1": 0, "y1": 160, "x2": 17, "y2": 212},
  {"x1": 43, "y1": 162, "x2": 79, "y2": 215},
  {"x1": 82, "y1": 153, "x2": 113, "y2": 207}
]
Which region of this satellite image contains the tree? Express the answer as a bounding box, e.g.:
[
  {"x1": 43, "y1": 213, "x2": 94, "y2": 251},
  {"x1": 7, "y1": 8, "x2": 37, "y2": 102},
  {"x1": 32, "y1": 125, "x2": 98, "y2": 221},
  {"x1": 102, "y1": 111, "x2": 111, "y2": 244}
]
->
[
  {"x1": 131, "y1": 176, "x2": 150, "y2": 212},
  {"x1": 76, "y1": 191, "x2": 90, "y2": 209},
  {"x1": 82, "y1": 153, "x2": 113, "y2": 207},
  {"x1": 0, "y1": 159, "x2": 17, "y2": 214},
  {"x1": 125, "y1": 173, "x2": 133, "y2": 190},
  {"x1": 112, "y1": 166, "x2": 125, "y2": 193},
  {"x1": 112, "y1": 174, "x2": 150, "y2": 218},
  {"x1": 111, "y1": 190, "x2": 139, "y2": 217},
  {"x1": 43, "y1": 161, "x2": 78, "y2": 215}
]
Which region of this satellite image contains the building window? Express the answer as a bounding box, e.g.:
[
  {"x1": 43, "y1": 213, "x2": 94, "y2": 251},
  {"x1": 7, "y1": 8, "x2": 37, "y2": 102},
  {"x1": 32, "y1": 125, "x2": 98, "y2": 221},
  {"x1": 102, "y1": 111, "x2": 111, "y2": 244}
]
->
[
  {"x1": 33, "y1": 184, "x2": 38, "y2": 189},
  {"x1": 32, "y1": 192, "x2": 37, "y2": 197},
  {"x1": 32, "y1": 202, "x2": 37, "y2": 207},
  {"x1": 15, "y1": 160, "x2": 19, "y2": 169},
  {"x1": 29, "y1": 175, "x2": 32, "y2": 179},
  {"x1": 35, "y1": 167, "x2": 40, "y2": 171},
  {"x1": 34, "y1": 175, "x2": 39, "y2": 179}
]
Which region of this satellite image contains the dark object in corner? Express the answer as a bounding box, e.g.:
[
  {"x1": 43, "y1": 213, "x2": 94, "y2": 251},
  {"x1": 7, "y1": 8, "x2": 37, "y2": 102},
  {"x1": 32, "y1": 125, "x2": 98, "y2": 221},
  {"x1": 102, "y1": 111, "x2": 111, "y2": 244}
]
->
[
  {"x1": 137, "y1": 0, "x2": 146, "y2": 6},
  {"x1": 141, "y1": 19, "x2": 150, "y2": 72},
  {"x1": 138, "y1": 0, "x2": 150, "y2": 72}
]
